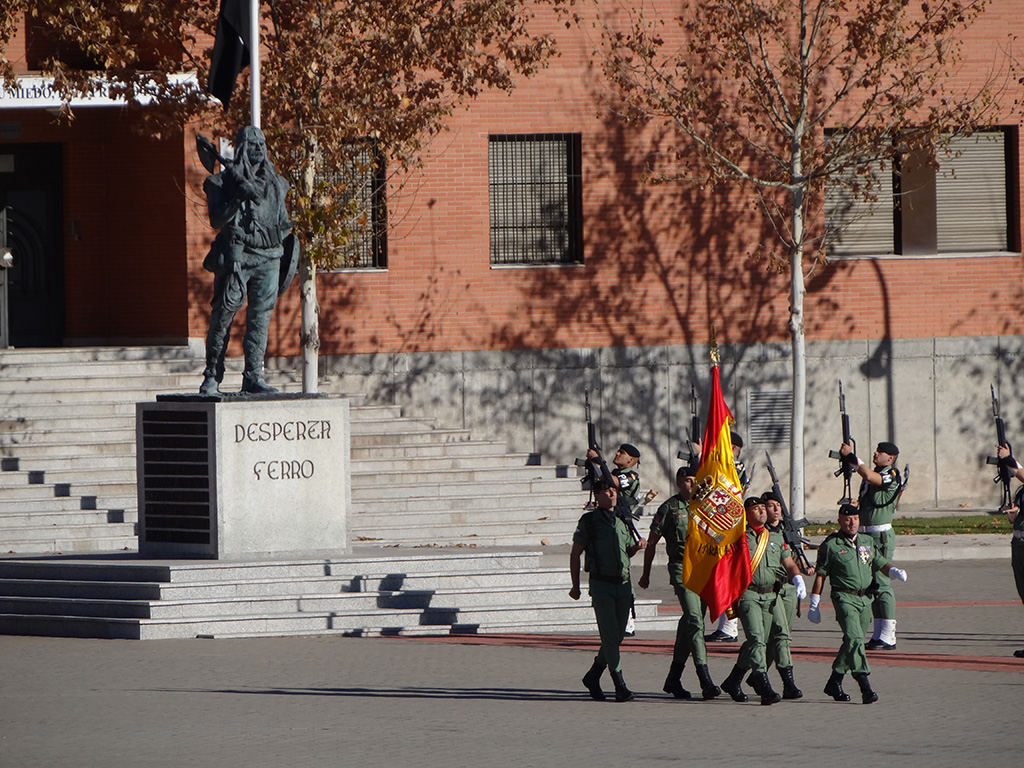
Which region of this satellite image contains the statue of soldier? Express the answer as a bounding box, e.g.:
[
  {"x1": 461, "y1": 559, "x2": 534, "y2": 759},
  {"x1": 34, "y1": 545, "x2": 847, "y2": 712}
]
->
[{"x1": 199, "y1": 125, "x2": 296, "y2": 396}]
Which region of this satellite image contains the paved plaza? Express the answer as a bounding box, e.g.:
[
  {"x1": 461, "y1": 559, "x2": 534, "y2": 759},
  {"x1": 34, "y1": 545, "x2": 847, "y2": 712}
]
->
[{"x1": 1, "y1": 557, "x2": 1021, "y2": 768}]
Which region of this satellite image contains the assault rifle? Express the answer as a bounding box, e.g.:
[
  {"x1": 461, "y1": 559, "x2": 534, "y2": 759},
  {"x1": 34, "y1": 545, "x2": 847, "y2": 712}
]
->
[
  {"x1": 986, "y1": 384, "x2": 1014, "y2": 510},
  {"x1": 677, "y1": 384, "x2": 702, "y2": 471},
  {"x1": 765, "y1": 451, "x2": 812, "y2": 575},
  {"x1": 576, "y1": 388, "x2": 600, "y2": 493},
  {"x1": 827, "y1": 381, "x2": 856, "y2": 504}
]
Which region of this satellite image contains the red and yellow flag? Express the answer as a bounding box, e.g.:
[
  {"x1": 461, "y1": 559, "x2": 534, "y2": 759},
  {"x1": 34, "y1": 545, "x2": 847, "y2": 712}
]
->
[{"x1": 682, "y1": 363, "x2": 751, "y2": 620}]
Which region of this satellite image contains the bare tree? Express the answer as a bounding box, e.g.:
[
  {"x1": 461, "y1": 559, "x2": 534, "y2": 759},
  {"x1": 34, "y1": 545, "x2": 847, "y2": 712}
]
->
[{"x1": 599, "y1": 0, "x2": 1014, "y2": 519}]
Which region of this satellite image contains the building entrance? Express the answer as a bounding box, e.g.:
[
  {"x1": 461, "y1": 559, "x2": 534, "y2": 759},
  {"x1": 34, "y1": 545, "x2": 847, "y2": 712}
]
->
[{"x1": 0, "y1": 143, "x2": 63, "y2": 347}]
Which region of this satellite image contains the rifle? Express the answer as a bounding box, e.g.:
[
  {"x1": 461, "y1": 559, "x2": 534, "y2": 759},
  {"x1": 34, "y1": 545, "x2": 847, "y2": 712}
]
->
[
  {"x1": 827, "y1": 380, "x2": 856, "y2": 504},
  {"x1": 765, "y1": 451, "x2": 812, "y2": 575},
  {"x1": 575, "y1": 389, "x2": 601, "y2": 493},
  {"x1": 986, "y1": 384, "x2": 1014, "y2": 510},
  {"x1": 678, "y1": 384, "x2": 701, "y2": 470}
]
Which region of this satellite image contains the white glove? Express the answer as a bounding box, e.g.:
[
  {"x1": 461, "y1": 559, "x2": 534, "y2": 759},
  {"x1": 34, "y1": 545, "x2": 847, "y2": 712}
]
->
[
  {"x1": 791, "y1": 574, "x2": 807, "y2": 600},
  {"x1": 890, "y1": 567, "x2": 908, "y2": 583},
  {"x1": 807, "y1": 593, "x2": 821, "y2": 623}
]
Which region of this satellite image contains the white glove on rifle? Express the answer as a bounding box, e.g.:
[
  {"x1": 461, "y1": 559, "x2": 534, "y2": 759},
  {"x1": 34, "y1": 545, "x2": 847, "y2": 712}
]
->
[
  {"x1": 791, "y1": 574, "x2": 807, "y2": 600},
  {"x1": 807, "y1": 593, "x2": 821, "y2": 624},
  {"x1": 890, "y1": 567, "x2": 908, "y2": 583}
]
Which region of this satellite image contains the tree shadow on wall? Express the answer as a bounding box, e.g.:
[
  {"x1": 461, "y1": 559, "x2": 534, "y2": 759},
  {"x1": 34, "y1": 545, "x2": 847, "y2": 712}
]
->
[{"x1": 464, "y1": 62, "x2": 796, "y2": 484}]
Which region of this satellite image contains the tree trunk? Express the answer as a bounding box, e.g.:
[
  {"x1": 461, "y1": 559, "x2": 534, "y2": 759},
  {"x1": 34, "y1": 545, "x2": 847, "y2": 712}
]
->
[
  {"x1": 788, "y1": 186, "x2": 807, "y2": 523},
  {"x1": 299, "y1": 143, "x2": 320, "y2": 394},
  {"x1": 300, "y1": 255, "x2": 319, "y2": 393}
]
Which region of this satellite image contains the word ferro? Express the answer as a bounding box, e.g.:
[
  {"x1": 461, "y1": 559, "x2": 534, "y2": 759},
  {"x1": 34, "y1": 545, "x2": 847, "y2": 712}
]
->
[
  {"x1": 234, "y1": 420, "x2": 332, "y2": 442},
  {"x1": 253, "y1": 460, "x2": 315, "y2": 480}
]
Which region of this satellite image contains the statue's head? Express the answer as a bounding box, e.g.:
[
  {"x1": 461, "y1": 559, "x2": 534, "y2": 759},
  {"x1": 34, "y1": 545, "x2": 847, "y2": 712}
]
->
[{"x1": 235, "y1": 125, "x2": 267, "y2": 166}]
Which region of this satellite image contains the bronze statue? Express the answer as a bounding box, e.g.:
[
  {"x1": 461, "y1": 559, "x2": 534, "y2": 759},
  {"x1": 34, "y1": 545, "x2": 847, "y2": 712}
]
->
[{"x1": 198, "y1": 125, "x2": 297, "y2": 395}]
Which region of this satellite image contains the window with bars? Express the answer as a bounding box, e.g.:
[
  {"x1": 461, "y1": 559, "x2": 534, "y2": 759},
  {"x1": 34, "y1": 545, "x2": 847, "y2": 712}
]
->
[
  {"x1": 330, "y1": 141, "x2": 387, "y2": 269},
  {"x1": 825, "y1": 129, "x2": 1014, "y2": 257},
  {"x1": 488, "y1": 133, "x2": 583, "y2": 265}
]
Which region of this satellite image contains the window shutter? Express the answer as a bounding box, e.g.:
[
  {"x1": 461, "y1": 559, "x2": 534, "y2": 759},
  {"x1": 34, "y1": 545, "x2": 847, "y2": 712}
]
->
[{"x1": 936, "y1": 132, "x2": 1008, "y2": 253}]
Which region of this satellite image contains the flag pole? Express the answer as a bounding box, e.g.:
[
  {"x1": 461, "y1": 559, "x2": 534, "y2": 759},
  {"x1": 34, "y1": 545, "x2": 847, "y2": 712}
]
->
[{"x1": 249, "y1": 0, "x2": 260, "y2": 128}]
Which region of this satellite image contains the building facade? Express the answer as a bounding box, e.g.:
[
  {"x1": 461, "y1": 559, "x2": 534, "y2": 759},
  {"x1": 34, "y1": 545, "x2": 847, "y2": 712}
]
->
[{"x1": 2, "y1": 2, "x2": 1023, "y2": 513}]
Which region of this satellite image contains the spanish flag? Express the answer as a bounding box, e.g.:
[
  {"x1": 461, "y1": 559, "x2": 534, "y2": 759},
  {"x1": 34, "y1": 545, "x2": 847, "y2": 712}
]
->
[{"x1": 682, "y1": 363, "x2": 751, "y2": 620}]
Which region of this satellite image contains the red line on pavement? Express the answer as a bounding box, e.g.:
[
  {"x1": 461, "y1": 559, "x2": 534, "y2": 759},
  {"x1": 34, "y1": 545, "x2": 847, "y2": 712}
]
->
[
  {"x1": 655, "y1": 599, "x2": 1018, "y2": 614},
  {"x1": 399, "y1": 634, "x2": 1024, "y2": 673}
]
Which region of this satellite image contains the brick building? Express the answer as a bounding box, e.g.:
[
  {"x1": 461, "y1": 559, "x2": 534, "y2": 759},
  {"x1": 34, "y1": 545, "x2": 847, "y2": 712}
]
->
[{"x1": 2, "y1": 2, "x2": 1023, "y2": 512}]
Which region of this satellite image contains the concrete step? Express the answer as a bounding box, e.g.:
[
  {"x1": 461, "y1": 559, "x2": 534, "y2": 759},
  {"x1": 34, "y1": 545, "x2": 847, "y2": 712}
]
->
[
  {"x1": 350, "y1": 478, "x2": 580, "y2": 500},
  {"x1": 0, "y1": 482, "x2": 137, "y2": 501},
  {"x1": 0, "y1": 454, "x2": 135, "y2": 474},
  {"x1": 349, "y1": 429, "x2": 474, "y2": 447},
  {"x1": 349, "y1": 440, "x2": 509, "y2": 460},
  {"x1": 349, "y1": 453, "x2": 541, "y2": 472},
  {"x1": 0, "y1": 436, "x2": 137, "y2": 457},
  {"x1": 1, "y1": 374, "x2": 200, "y2": 392},
  {"x1": 0, "y1": 551, "x2": 545, "y2": 582},
  {"x1": 0, "y1": 495, "x2": 136, "y2": 513},
  {"x1": 0, "y1": 509, "x2": 135, "y2": 527}
]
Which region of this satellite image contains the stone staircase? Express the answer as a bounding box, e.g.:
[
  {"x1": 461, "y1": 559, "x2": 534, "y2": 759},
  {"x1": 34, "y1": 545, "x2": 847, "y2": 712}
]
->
[
  {"x1": 0, "y1": 550, "x2": 674, "y2": 639},
  {"x1": 0, "y1": 346, "x2": 588, "y2": 554},
  {"x1": 0, "y1": 346, "x2": 664, "y2": 638}
]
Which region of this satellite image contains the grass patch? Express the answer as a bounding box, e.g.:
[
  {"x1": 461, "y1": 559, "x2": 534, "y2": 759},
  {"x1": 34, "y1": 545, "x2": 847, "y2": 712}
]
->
[{"x1": 803, "y1": 515, "x2": 1013, "y2": 537}]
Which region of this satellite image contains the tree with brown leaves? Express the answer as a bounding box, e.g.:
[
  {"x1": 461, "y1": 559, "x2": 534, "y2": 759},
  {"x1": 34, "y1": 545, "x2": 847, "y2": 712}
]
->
[
  {"x1": 3, "y1": 0, "x2": 572, "y2": 389},
  {"x1": 600, "y1": 0, "x2": 1016, "y2": 519}
]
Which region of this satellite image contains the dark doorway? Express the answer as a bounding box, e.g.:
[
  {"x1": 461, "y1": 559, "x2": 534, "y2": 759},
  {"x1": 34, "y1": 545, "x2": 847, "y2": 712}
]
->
[{"x1": 0, "y1": 143, "x2": 64, "y2": 347}]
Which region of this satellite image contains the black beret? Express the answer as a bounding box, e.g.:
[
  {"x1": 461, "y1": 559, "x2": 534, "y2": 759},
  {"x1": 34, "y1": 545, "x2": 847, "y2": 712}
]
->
[
  {"x1": 876, "y1": 441, "x2": 899, "y2": 456},
  {"x1": 619, "y1": 443, "x2": 641, "y2": 458},
  {"x1": 744, "y1": 495, "x2": 763, "y2": 508},
  {"x1": 838, "y1": 503, "x2": 859, "y2": 516},
  {"x1": 761, "y1": 490, "x2": 782, "y2": 504},
  {"x1": 730, "y1": 432, "x2": 743, "y2": 448}
]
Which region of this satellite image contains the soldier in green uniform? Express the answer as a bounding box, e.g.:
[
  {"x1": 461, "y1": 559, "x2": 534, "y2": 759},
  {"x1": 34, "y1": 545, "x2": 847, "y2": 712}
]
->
[
  {"x1": 993, "y1": 444, "x2": 1024, "y2": 657},
  {"x1": 638, "y1": 465, "x2": 722, "y2": 700},
  {"x1": 761, "y1": 490, "x2": 806, "y2": 699},
  {"x1": 839, "y1": 440, "x2": 902, "y2": 649},
  {"x1": 808, "y1": 504, "x2": 908, "y2": 703},
  {"x1": 721, "y1": 495, "x2": 806, "y2": 706},
  {"x1": 569, "y1": 478, "x2": 646, "y2": 702}
]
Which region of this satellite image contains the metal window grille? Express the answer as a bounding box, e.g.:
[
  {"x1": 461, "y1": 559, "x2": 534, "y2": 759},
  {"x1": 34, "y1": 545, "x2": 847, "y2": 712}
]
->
[
  {"x1": 489, "y1": 133, "x2": 583, "y2": 265},
  {"x1": 747, "y1": 389, "x2": 792, "y2": 445},
  {"x1": 331, "y1": 141, "x2": 387, "y2": 269}
]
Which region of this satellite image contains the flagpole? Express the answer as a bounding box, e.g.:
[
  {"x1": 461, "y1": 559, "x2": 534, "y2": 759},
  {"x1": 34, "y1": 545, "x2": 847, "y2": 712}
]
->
[{"x1": 249, "y1": 0, "x2": 260, "y2": 128}]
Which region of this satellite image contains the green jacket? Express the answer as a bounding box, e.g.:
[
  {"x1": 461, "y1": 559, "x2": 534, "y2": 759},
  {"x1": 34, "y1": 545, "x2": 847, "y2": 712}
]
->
[
  {"x1": 815, "y1": 531, "x2": 889, "y2": 592},
  {"x1": 574, "y1": 508, "x2": 632, "y2": 585},
  {"x1": 858, "y1": 465, "x2": 901, "y2": 527},
  {"x1": 650, "y1": 493, "x2": 688, "y2": 587}
]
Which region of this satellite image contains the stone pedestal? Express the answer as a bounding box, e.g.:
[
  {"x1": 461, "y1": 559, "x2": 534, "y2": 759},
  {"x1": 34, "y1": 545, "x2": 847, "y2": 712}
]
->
[{"x1": 136, "y1": 396, "x2": 351, "y2": 559}]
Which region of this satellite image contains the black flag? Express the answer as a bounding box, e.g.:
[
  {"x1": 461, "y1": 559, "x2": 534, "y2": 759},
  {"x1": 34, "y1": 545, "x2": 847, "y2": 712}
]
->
[{"x1": 207, "y1": 0, "x2": 253, "y2": 108}]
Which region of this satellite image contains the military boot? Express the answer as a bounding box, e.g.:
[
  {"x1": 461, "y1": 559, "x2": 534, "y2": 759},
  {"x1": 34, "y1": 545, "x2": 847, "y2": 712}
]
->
[
  {"x1": 609, "y1": 669, "x2": 635, "y2": 702},
  {"x1": 695, "y1": 664, "x2": 721, "y2": 700},
  {"x1": 853, "y1": 673, "x2": 879, "y2": 704},
  {"x1": 199, "y1": 375, "x2": 221, "y2": 396},
  {"x1": 778, "y1": 666, "x2": 803, "y2": 699},
  {"x1": 581, "y1": 661, "x2": 607, "y2": 701},
  {"x1": 662, "y1": 662, "x2": 691, "y2": 699},
  {"x1": 241, "y1": 370, "x2": 279, "y2": 394},
  {"x1": 824, "y1": 671, "x2": 851, "y2": 702},
  {"x1": 753, "y1": 672, "x2": 781, "y2": 705},
  {"x1": 721, "y1": 665, "x2": 749, "y2": 703}
]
